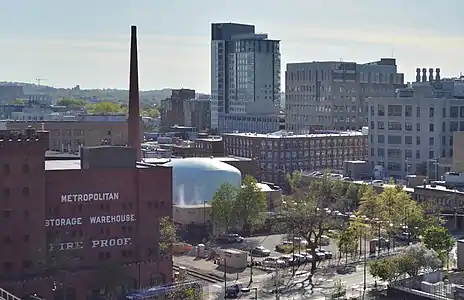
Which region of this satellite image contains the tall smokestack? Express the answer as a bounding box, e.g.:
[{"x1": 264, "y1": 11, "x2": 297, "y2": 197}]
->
[
  {"x1": 436, "y1": 68, "x2": 441, "y2": 81},
  {"x1": 429, "y1": 68, "x2": 434, "y2": 82},
  {"x1": 128, "y1": 25, "x2": 141, "y2": 161},
  {"x1": 416, "y1": 68, "x2": 421, "y2": 82},
  {"x1": 422, "y1": 68, "x2": 427, "y2": 82}
]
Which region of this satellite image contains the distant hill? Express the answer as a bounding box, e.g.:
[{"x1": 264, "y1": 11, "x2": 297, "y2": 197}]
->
[{"x1": 0, "y1": 82, "x2": 209, "y2": 105}]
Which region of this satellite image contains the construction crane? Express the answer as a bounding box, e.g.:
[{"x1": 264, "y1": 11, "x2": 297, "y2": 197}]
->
[{"x1": 36, "y1": 78, "x2": 47, "y2": 86}]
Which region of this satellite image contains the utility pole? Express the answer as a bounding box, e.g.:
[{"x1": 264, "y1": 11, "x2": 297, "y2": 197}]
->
[{"x1": 275, "y1": 268, "x2": 280, "y2": 300}]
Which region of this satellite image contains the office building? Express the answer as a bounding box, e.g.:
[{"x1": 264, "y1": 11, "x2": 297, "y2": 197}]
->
[
  {"x1": 184, "y1": 96, "x2": 211, "y2": 132},
  {"x1": 211, "y1": 23, "x2": 281, "y2": 133},
  {"x1": 285, "y1": 58, "x2": 405, "y2": 132},
  {"x1": 223, "y1": 130, "x2": 368, "y2": 187},
  {"x1": 160, "y1": 89, "x2": 195, "y2": 128},
  {"x1": 368, "y1": 68, "x2": 464, "y2": 178}
]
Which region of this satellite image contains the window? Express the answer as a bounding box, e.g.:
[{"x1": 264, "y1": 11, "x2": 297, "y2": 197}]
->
[
  {"x1": 416, "y1": 136, "x2": 421, "y2": 145},
  {"x1": 22, "y1": 164, "x2": 30, "y2": 174},
  {"x1": 387, "y1": 135, "x2": 402, "y2": 145},
  {"x1": 429, "y1": 107, "x2": 434, "y2": 118},
  {"x1": 429, "y1": 124, "x2": 434, "y2": 132},
  {"x1": 416, "y1": 106, "x2": 421, "y2": 118},
  {"x1": 460, "y1": 107, "x2": 464, "y2": 118},
  {"x1": 442, "y1": 122, "x2": 446, "y2": 132},
  {"x1": 378, "y1": 104, "x2": 385, "y2": 116},
  {"x1": 22, "y1": 187, "x2": 29, "y2": 196},
  {"x1": 405, "y1": 149, "x2": 412, "y2": 159},
  {"x1": 378, "y1": 122, "x2": 385, "y2": 130},
  {"x1": 405, "y1": 136, "x2": 412, "y2": 145},
  {"x1": 405, "y1": 105, "x2": 412, "y2": 117},
  {"x1": 429, "y1": 151, "x2": 435, "y2": 159},
  {"x1": 388, "y1": 105, "x2": 402, "y2": 117},
  {"x1": 443, "y1": 107, "x2": 446, "y2": 118},
  {"x1": 416, "y1": 150, "x2": 420, "y2": 159},
  {"x1": 429, "y1": 137, "x2": 434, "y2": 146},
  {"x1": 377, "y1": 135, "x2": 385, "y2": 143},
  {"x1": 417, "y1": 123, "x2": 421, "y2": 131},
  {"x1": 3, "y1": 262, "x2": 12, "y2": 271},
  {"x1": 387, "y1": 122, "x2": 402, "y2": 131},
  {"x1": 3, "y1": 164, "x2": 10, "y2": 176},
  {"x1": 405, "y1": 122, "x2": 413, "y2": 131},
  {"x1": 22, "y1": 260, "x2": 32, "y2": 269},
  {"x1": 450, "y1": 106, "x2": 458, "y2": 118}
]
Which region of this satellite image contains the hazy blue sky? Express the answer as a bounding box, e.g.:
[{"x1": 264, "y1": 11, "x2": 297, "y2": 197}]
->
[{"x1": 0, "y1": 0, "x2": 462, "y2": 92}]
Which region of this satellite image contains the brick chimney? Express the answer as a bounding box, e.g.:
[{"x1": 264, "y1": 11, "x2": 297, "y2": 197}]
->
[{"x1": 128, "y1": 25, "x2": 141, "y2": 161}]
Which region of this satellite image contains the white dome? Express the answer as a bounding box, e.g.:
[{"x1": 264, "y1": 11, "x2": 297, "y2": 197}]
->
[{"x1": 163, "y1": 158, "x2": 242, "y2": 205}]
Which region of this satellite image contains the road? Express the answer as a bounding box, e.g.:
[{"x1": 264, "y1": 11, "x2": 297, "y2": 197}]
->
[{"x1": 205, "y1": 262, "x2": 383, "y2": 299}]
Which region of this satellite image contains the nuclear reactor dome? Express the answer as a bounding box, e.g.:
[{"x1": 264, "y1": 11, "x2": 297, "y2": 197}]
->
[{"x1": 163, "y1": 158, "x2": 242, "y2": 205}]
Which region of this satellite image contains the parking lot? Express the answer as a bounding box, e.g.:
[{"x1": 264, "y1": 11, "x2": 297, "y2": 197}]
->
[{"x1": 217, "y1": 234, "x2": 341, "y2": 262}]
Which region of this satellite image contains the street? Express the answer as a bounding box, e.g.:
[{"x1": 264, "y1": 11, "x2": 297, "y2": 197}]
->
[{"x1": 205, "y1": 262, "x2": 381, "y2": 299}]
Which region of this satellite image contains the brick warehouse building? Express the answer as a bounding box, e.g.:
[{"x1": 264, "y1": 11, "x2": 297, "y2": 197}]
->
[
  {"x1": 0, "y1": 26, "x2": 173, "y2": 300},
  {"x1": 0, "y1": 128, "x2": 172, "y2": 300}
]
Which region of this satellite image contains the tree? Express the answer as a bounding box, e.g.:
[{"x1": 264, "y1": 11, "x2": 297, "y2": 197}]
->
[
  {"x1": 159, "y1": 216, "x2": 179, "y2": 257},
  {"x1": 211, "y1": 183, "x2": 238, "y2": 233},
  {"x1": 273, "y1": 172, "x2": 345, "y2": 290},
  {"x1": 57, "y1": 98, "x2": 87, "y2": 108},
  {"x1": 337, "y1": 226, "x2": 358, "y2": 263},
  {"x1": 357, "y1": 185, "x2": 382, "y2": 220},
  {"x1": 165, "y1": 281, "x2": 202, "y2": 300},
  {"x1": 344, "y1": 183, "x2": 359, "y2": 210},
  {"x1": 369, "y1": 257, "x2": 400, "y2": 282},
  {"x1": 234, "y1": 175, "x2": 267, "y2": 236},
  {"x1": 423, "y1": 225, "x2": 455, "y2": 267},
  {"x1": 87, "y1": 101, "x2": 125, "y2": 114},
  {"x1": 141, "y1": 107, "x2": 160, "y2": 118},
  {"x1": 286, "y1": 171, "x2": 302, "y2": 194}
]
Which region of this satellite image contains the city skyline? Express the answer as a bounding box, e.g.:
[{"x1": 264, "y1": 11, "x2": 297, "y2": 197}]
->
[{"x1": 0, "y1": 0, "x2": 463, "y2": 92}]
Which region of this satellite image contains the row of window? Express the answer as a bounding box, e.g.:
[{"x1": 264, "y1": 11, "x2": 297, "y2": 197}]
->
[
  {"x1": 372, "y1": 104, "x2": 464, "y2": 119},
  {"x1": 371, "y1": 147, "x2": 437, "y2": 160},
  {"x1": 2, "y1": 163, "x2": 30, "y2": 176}
]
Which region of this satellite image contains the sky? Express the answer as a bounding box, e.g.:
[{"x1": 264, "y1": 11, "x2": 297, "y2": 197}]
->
[{"x1": 0, "y1": 0, "x2": 463, "y2": 93}]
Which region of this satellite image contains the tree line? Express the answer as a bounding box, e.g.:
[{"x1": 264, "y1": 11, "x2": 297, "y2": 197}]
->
[{"x1": 267, "y1": 172, "x2": 454, "y2": 291}]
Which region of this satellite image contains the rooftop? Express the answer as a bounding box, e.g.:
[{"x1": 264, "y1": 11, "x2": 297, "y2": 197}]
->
[
  {"x1": 223, "y1": 130, "x2": 365, "y2": 139},
  {"x1": 143, "y1": 156, "x2": 252, "y2": 164}
]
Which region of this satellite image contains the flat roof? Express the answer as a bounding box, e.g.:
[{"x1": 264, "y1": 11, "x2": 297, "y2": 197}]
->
[
  {"x1": 223, "y1": 131, "x2": 365, "y2": 139},
  {"x1": 144, "y1": 156, "x2": 252, "y2": 164},
  {"x1": 415, "y1": 184, "x2": 464, "y2": 195}
]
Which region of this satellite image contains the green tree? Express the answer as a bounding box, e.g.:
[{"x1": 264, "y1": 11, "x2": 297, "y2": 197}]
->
[
  {"x1": 273, "y1": 173, "x2": 345, "y2": 289},
  {"x1": 423, "y1": 225, "x2": 455, "y2": 267},
  {"x1": 159, "y1": 216, "x2": 179, "y2": 256},
  {"x1": 142, "y1": 107, "x2": 160, "y2": 118},
  {"x1": 357, "y1": 185, "x2": 382, "y2": 220},
  {"x1": 344, "y1": 183, "x2": 358, "y2": 210},
  {"x1": 57, "y1": 98, "x2": 87, "y2": 108},
  {"x1": 10, "y1": 98, "x2": 27, "y2": 105},
  {"x1": 337, "y1": 226, "x2": 358, "y2": 263},
  {"x1": 368, "y1": 257, "x2": 400, "y2": 282},
  {"x1": 87, "y1": 101, "x2": 125, "y2": 114},
  {"x1": 285, "y1": 170, "x2": 302, "y2": 194},
  {"x1": 211, "y1": 183, "x2": 238, "y2": 233},
  {"x1": 234, "y1": 175, "x2": 267, "y2": 235}
]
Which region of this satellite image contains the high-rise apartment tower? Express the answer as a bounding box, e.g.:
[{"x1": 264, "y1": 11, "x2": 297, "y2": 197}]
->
[{"x1": 211, "y1": 23, "x2": 281, "y2": 133}]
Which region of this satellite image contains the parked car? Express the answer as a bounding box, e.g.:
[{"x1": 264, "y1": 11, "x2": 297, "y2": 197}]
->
[
  {"x1": 225, "y1": 282, "x2": 244, "y2": 298},
  {"x1": 293, "y1": 237, "x2": 308, "y2": 247},
  {"x1": 216, "y1": 233, "x2": 244, "y2": 244},
  {"x1": 275, "y1": 241, "x2": 293, "y2": 252},
  {"x1": 291, "y1": 254, "x2": 306, "y2": 265},
  {"x1": 336, "y1": 265, "x2": 356, "y2": 274},
  {"x1": 278, "y1": 255, "x2": 293, "y2": 266},
  {"x1": 263, "y1": 257, "x2": 286, "y2": 268},
  {"x1": 317, "y1": 249, "x2": 333, "y2": 259},
  {"x1": 250, "y1": 246, "x2": 271, "y2": 257},
  {"x1": 300, "y1": 252, "x2": 313, "y2": 262}
]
